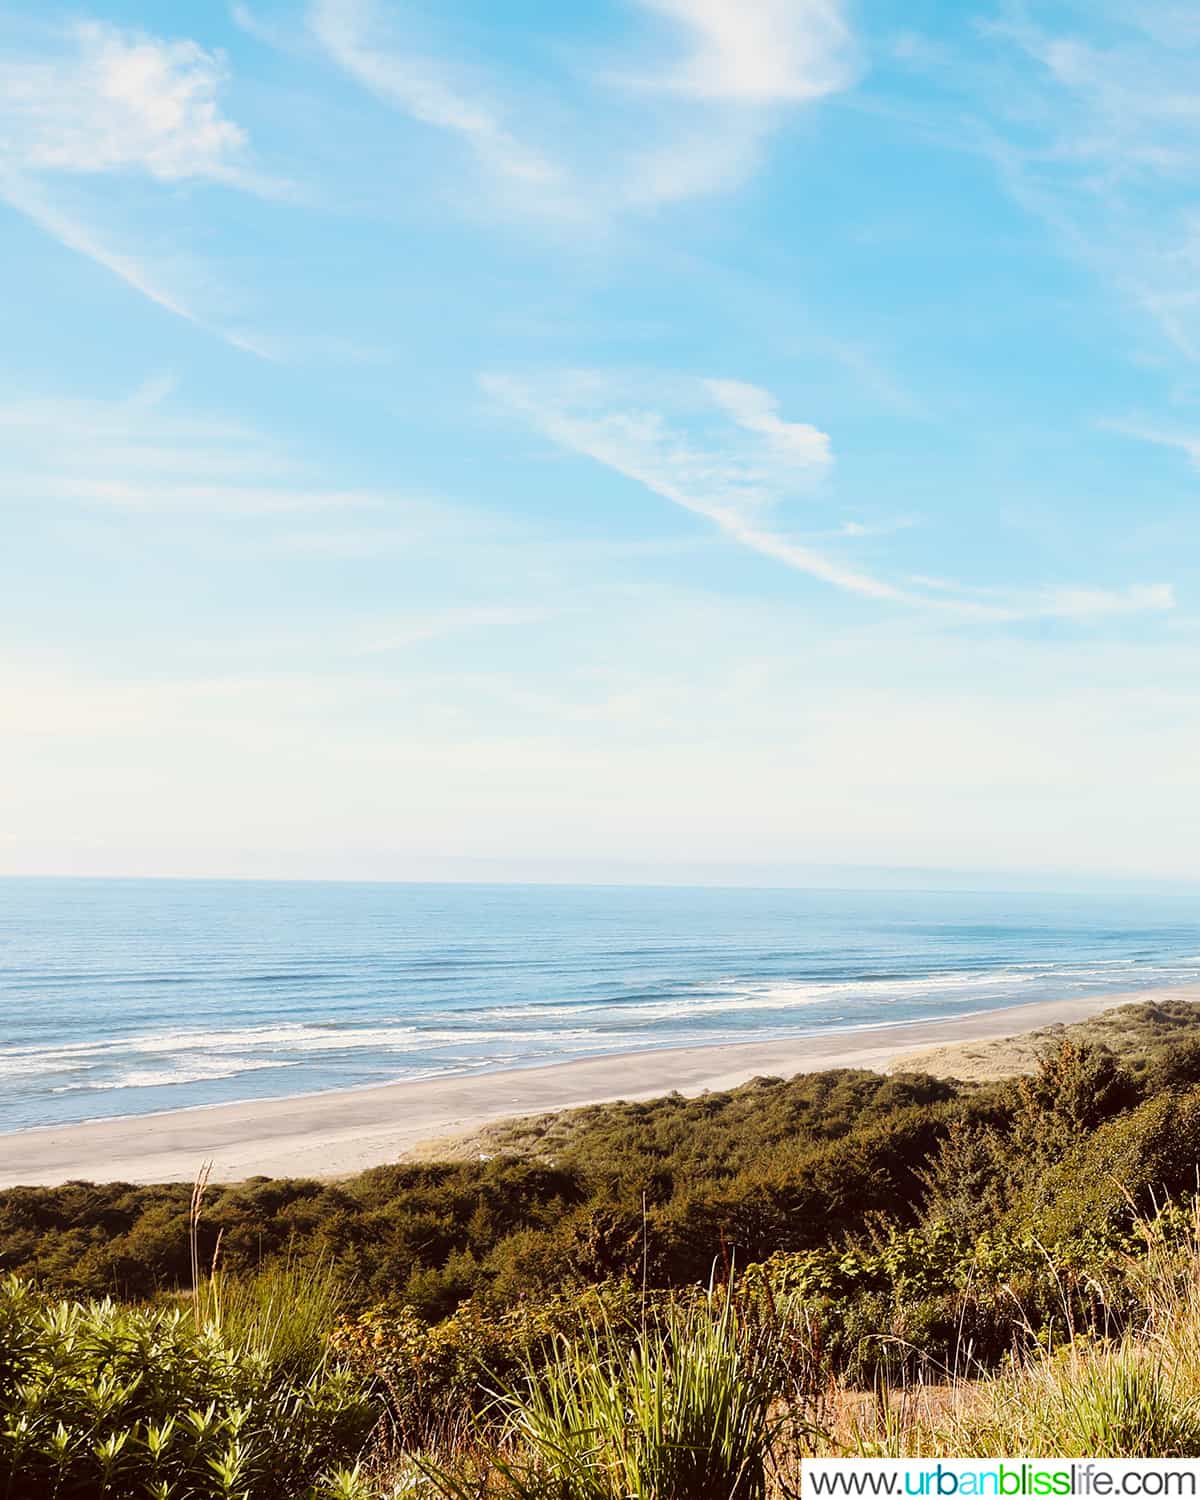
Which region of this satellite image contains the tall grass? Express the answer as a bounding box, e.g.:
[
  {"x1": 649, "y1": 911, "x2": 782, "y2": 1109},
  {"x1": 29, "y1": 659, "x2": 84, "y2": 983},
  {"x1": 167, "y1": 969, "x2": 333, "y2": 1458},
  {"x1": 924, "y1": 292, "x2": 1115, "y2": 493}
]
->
[
  {"x1": 20, "y1": 1174, "x2": 1200, "y2": 1495},
  {"x1": 854, "y1": 1345, "x2": 1200, "y2": 1461},
  {"x1": 197, "y1": 1257, "x2": 349, "y2": 1379},
  {"x1": 188, "y1": 1165, "x2": 348, "y2": 1380},
  {"x1": 378, "y1": 1214, "x2": 1200, "y2": 1494},
  {"x1": 417, "y1": 1284, "x2": 810, "y2": 1500},
  {"x1": 830, "y1": 1205, "x2": 1200, "y2": 1462},
  {"x1": 1033, "y1": 1352, "x2": 1200, "y2": 1456}
]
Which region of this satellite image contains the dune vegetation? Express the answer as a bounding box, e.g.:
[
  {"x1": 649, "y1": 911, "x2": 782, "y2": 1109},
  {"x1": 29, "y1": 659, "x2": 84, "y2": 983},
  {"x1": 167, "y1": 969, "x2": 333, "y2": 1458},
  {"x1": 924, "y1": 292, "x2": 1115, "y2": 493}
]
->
[{"x1": 7, "y1": 1000, "x2": 1200, "y2": 1495}]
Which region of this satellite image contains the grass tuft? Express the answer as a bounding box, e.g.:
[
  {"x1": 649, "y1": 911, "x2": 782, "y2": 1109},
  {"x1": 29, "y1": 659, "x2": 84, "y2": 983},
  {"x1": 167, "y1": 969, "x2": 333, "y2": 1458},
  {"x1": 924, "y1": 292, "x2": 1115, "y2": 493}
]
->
[{"x1": 417, "y1": 1283, "x2": 806, "y2": 1499}]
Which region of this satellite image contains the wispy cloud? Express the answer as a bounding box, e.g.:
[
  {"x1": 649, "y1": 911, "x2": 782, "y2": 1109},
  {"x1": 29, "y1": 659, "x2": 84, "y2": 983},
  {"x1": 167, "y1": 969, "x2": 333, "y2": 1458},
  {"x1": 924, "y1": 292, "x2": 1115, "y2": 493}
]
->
[
  {"x1": 904, "y1": 572, "x2": 1175, "y2": 621},
  {"x1": 705, "y1": 378, "x2": 832, "y2": 466},
  {"x1": 1107, "y1": 421, "x2": 1200, "y2": 470},
  {"x1": 968, "y1": 12, "x2": 1200, "y2": 359},
  {"x1": 309, "y1": 0, "x2": 561, "y2": 186},
  {"x1": 0, "y1": 171, "x2": 194, "y2": 319},
  {"x1": 1035, "y1": 584, "x2": 1175, "y2": 620},
  {"x1": 615, "y1": 124, "x2": 765, "y2": 210},
  {"x1": 483, "y1": 370, "x2": 835, "y2": 494},
  {"x1": 630, "y1": 0, "x2": 858, "y2": 103},
  {"x1": 3, "y1": 382, "x2": 387, "y2": 515},
  {"x1": 304, "y1": 0, "x2": 857, "y2": 215},
  {"x1": 840, "y1": 517, "x2": 915, "y2": 538},
  {"x1": 614, "y1": 0, "x2": 857, "y2": 205},
  {"x1": 482, "y1": 368, "x2": 1175, "y2": 620},
  {"x1": 483, "y1": 370, "x2": 911, "y2": 601},
  {"x1": 0, "y1": 20, "x2": 279, "y2": 352},
  {"x1": 0, "y1": 172, "x2": 277, "y2": 359},
  {"x1": 0, "y1": 21, "x2": 250, "y2": 183},
  {"x1": 355, "y1": 606, "x2": 553, "y2": 653},
  {"x1": 996, "y1": 16, "x2": 1200, "y2": 181}
]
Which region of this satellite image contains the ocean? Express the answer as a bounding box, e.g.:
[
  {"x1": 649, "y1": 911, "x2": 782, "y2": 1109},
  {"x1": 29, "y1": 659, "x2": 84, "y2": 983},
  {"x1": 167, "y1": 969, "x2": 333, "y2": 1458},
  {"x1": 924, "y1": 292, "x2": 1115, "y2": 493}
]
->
[{"x1": 2, "y1": 878, "x2": 1199, "y2": 1134}]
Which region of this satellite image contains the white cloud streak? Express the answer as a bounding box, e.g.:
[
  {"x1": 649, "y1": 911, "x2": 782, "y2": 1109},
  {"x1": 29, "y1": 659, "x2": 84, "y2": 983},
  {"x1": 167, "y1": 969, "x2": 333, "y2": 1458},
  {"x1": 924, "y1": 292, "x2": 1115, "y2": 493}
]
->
[
  {"x1": 306, "y1": 0, "x2": 856, "y2": 214},
  {"x1": 482, "y1": 369, "x2": 1174, "y2": 620},
  {"x1": 484, "y1": 371, "x2": 910, "y2": 602},
  {"x1": 1034, "y1": 584, "x2": 1175, "y2": 619},
  {"x1": 1108, "y1": 422, "x2": 1200, "y2": 470},
  {"x1": 309, "y1": 0, "x2": 561, "y2": 186},
  {"x1": 0, "y1": 21, "x2": 249, "y2": 182},
  {"x1": 0, "y1": 21, "x2": 279, "y2": 353},
  {"x1": 0, "y1": 171, "x2": 193, "y2": 321},
  {"x1": 0, "y1": 172, "x2": 276, "y2": 359},
  {"x1": 971, "y1": 13, "x2": 1200, "y2": 359},
  {"x1": 3, "y1": 385, "x2": 385, "y2": 515},
  {"x1": 705, "y1": 377, "x2": 833, "y2": 466},
  {"x1": 841, "y1": 517, "x2": 915, "y2": 538},
  {"x1": 632, "y1": 0, "x2": 858, "y2": 103}
]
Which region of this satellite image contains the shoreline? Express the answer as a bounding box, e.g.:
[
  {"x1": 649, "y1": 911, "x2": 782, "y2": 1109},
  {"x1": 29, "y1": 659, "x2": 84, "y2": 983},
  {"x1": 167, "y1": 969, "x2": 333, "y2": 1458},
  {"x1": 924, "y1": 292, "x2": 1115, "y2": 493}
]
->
[
  {"x1": 3, "y1": 998, "x2": 1042, "y2": 1137},
  {"x1": 3, "y1": 983, "x2": 1198, "y2": 1188}
]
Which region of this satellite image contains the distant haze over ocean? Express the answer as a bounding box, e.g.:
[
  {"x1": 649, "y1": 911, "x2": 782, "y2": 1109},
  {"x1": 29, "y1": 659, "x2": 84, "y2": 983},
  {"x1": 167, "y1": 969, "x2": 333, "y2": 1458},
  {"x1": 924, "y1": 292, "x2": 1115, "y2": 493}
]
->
[{"x1": 2, "y1": 878, "x2": 1199, "y2": 1133}]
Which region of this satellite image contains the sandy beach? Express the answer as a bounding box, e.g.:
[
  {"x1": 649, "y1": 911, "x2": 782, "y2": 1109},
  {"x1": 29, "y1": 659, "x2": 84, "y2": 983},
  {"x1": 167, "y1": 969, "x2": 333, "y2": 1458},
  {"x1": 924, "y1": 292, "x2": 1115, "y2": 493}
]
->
[{"x1": 3, "y1": 983, "x2": 1197, "y2": 1189}]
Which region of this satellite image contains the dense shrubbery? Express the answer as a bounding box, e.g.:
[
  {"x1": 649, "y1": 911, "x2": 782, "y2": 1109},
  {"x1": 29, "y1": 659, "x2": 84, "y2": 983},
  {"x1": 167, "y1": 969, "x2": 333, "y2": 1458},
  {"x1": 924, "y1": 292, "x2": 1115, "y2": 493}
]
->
[
  {"x1": 0, "y1": 1277, "x2": 375, "y2": 1500},
  {"x1": 333, "y1": 1279, "x2": 644, "y2": 1448},
  {"x1": 0, "y1": 1069, "x2": 965, "y2": 1314},
  {"x1": 6, "y1": 1010, "x2": 1196, "y2": 1329},
  {"x1": 414, "y1": 1284, "x2": 811, "y2": 1500},
  {"x1": 8, "y1": 1000, "x2": 1200, "y2": 1491}
]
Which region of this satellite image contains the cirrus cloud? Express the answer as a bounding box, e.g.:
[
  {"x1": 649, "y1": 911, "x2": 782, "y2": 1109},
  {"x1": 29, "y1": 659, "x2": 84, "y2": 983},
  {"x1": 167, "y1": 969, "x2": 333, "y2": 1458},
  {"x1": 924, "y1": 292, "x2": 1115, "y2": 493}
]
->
[
  {"x1": 632, "y1": 0, "x2": 859, "y2": 103},
  {"x1": 482, "y1": 367, "x2": 1175, "y2": 620},
  {"x1": 0, "y1": 21, "x2": 251, "y2": 184}
]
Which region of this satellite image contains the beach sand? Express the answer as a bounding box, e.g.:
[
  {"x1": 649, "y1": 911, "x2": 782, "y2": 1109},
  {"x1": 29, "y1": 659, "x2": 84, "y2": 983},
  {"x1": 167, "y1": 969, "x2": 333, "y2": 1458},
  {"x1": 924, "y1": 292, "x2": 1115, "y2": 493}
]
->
[{"x1": 3, "y1": 983, "x2": 1198, "y2": 1189}]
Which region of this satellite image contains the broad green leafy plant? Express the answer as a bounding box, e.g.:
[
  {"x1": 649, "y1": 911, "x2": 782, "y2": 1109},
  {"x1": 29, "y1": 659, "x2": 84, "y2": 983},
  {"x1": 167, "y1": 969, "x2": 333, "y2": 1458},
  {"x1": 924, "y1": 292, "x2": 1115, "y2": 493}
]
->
[{"x1": 0, "y1": 1277, "x2": 376, "y2": 1500}]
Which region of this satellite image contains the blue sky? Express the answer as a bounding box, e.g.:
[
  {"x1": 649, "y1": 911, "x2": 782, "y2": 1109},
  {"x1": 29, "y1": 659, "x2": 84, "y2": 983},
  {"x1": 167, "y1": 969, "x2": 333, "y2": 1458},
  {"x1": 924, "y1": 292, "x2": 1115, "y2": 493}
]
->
[{"x1": 3, "y1": 0, "x2": 1199, "y2": 884}]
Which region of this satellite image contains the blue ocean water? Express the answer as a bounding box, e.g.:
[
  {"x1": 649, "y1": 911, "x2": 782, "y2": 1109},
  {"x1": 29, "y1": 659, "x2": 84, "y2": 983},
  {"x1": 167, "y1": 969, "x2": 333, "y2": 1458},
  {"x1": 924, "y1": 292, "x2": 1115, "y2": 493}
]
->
[{"x1": 2, "y1": 878, "x2": 1199, "y2": 1134}]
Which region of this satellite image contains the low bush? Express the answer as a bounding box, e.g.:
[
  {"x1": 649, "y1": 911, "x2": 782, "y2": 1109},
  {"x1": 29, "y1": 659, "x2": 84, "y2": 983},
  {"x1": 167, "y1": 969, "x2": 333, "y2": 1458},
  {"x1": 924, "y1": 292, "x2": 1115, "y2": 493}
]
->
[
  {"x1": 333, "y1": 1280, "x2": 645, "y2": 1450},
  {"x1": 0, "y1": 1277, "x2": 376, "y2": 1500},
  {"x1": 9, "y1": 1004, "x2": 1200, "y2": 1488},
  {"x1": 417, "y1": 1285, "x2": 811, "y2": 1500}
]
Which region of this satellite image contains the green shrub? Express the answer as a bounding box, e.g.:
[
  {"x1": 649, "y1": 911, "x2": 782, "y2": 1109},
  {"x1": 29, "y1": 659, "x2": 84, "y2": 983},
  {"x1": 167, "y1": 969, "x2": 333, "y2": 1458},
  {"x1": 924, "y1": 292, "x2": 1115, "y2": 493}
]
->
[
  {"x1": 1019, "y1": 1092, "x2": 1200, "y2": 1243},
  {"x1": 1009, "y1": 1040, "x2": 1138, "y2": 1146},
  {"x1": 334, "y1": 1281, "x2": 645, "y2": 1450},
  {"x1": 0, "y1": 1068, "x2": 965, "y2": 1311},
  {"x1": 418, "y1": 1285, "x2": 805, "y2": 1500},
  {"x1": 0, "y1": 1277, "x2": 376, "y2": 1500}
]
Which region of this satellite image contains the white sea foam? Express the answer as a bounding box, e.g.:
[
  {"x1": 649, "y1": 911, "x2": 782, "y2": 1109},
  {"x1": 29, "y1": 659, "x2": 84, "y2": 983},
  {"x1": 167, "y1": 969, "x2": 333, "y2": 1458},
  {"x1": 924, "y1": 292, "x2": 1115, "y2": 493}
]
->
[
  {"x1": 5, "y1": 959, "x2": 1196, "y2": 1103},
  {"x1": 0, "y1": 961, "x2": 1160, "y2": 1093},
  {"x1": 480, "y1": 967, "x2": 1056, "y2": 1028},
  {"x1": 0, "y1": 1056, "x2": 91, "y2": 1078},
  {"x1": 0, "y1": 964, "x2": 1165, "y2": 1090},
  {"x1": 6, "y1": 880, "x2": 1198, "y2": 1132},
  {"x1": 50, "y1": 1056, "x2": 300, "y2": 1092},
  {"x1": 0, "y1": 1022, "x2": 613, "y2": 1086}
]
